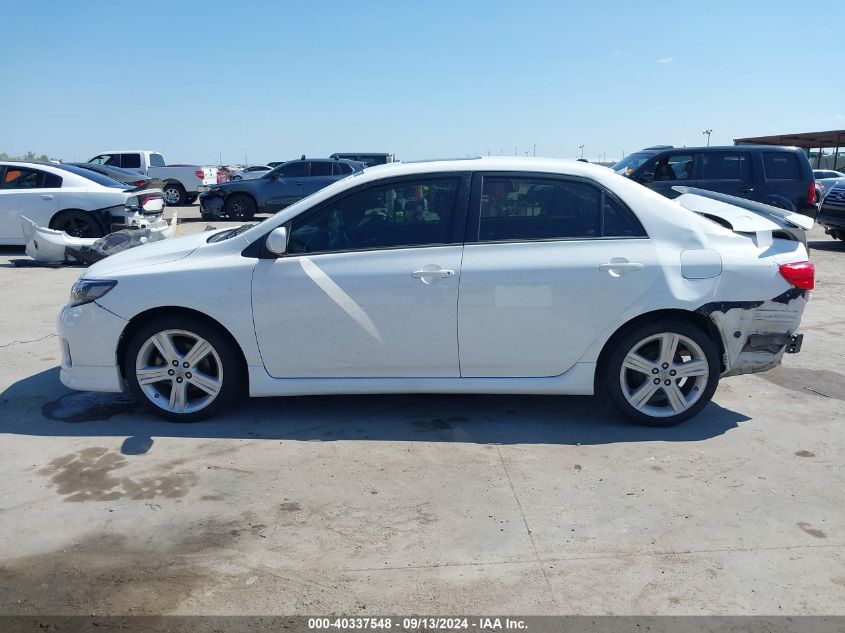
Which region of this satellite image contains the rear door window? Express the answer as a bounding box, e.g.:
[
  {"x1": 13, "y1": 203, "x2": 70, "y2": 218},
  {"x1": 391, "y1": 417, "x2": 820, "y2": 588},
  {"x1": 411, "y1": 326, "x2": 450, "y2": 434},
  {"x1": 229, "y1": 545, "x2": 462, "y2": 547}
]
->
[
  {"x1": 699, "y1": 152, "x2": 752, "y2": 180},
  {"x1": 1, "y1": 167, "x2": 45, "y2": 189},
  {"x1": 309, "y1": 161, "x2": 333, "y2": 177},
  {"x1": 763, "y1": 152, "x2": 801, "y2": 180},
  {"x1": 149, "y1": 153, "x2": 166, "y2": 167}
]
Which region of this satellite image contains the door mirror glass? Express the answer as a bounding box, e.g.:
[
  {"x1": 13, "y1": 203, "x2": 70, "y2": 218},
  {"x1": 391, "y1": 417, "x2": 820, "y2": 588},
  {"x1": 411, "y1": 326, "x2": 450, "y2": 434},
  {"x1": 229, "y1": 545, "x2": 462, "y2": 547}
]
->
[
  {"x1": 269, "y1": 172, "x2": 281, "y2": 180},
  {"x1": 265, "y1": 226, "x2": 288, "y2": 255}
]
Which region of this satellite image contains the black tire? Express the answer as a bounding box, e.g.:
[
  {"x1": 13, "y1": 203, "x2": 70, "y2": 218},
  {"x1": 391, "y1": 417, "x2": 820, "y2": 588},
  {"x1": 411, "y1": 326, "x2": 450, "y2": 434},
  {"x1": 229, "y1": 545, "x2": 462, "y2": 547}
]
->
[
  {"x1": 602, "y1": 318, "x2": 720, "y2": 427},
  {"x1": 124, "y1": 315, "x2": 243, "y2": 422},
  {"x1": 224, "y1": 193, "x2": 256, "y2": 220},
  {"x1": 162, "y1": 183, "x2": 186, "y2": 206},
  {"x1": 184, "y1": 194, "x2": 198, "y2": 205},
  {"x1": 50, "y1": 210, "x2": 105, "y2": 239}
]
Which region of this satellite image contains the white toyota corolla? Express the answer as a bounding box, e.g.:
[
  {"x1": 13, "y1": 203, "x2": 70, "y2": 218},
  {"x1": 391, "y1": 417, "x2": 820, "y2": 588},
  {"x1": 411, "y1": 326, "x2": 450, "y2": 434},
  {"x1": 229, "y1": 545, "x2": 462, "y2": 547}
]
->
[{"x1": 57, "y1": 158, "x2": 814, "y2": 425}]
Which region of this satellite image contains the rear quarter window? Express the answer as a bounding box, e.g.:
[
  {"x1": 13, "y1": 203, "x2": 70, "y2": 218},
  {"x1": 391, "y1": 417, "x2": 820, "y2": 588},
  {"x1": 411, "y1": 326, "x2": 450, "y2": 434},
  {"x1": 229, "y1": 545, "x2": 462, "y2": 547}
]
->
[{"x1": 763, "y1": 152, "x2": 801, "y2": 180}]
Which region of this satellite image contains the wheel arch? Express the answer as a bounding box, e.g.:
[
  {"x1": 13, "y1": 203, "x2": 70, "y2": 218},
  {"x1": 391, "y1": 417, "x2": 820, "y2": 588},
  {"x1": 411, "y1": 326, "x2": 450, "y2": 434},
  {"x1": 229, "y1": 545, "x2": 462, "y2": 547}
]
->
[
  {"x1": 49, "y1": 208, "x2": 106, "y2": 229},
  {"x1": 594, "y1": 308, "x2": 725, "y2": 393},
  {"x1": 116, "y1": 306, "x2": 249, "y2": 387}
]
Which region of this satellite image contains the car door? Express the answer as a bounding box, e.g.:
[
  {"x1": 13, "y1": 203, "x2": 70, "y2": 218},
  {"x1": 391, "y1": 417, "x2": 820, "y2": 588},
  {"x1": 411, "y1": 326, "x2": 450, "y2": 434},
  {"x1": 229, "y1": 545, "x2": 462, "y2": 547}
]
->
[
  {"x1": 457, "y1": 173, "x2": 660, "y2": 378},
  {"x1": 261, "y1": 161, "x2": 307, "y2": 211},
  {"x1": 251, "y1": 173, "x2": 469, "y2": 378},
  {"x1": 0, "y1": 166, "x2": 61, "y2": 244},
  {"x1": 695, "y1": 151, "x2": 755, "y2": 198},
  {"x1": 304, "y1": 160, "x2": 337, "y2": 196}
]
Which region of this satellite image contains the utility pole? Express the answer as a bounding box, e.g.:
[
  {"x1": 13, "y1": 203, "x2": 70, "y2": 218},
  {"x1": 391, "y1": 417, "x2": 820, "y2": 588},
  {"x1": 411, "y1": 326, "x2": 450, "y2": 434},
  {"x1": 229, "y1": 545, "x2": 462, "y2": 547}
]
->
[
  {"x1": 578, "y1": 145, "x2": 585, "y2": 159},
  {"x1": 514, "y1": 146, "x2": 518, "y2": 156},
  {"x1": 533, "y1": 143, "x2": 536, "y2": 157},
  {"x1": 703, "y1": 129, "x2": 713, "y2": 147}
]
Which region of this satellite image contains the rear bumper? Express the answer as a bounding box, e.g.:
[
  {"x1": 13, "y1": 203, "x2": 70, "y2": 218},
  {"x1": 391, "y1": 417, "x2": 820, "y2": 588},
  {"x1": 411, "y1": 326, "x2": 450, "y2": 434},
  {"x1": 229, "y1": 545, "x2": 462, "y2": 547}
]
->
[{"x1": 699, "y1": 290, "x2": 808, "y2": 377}]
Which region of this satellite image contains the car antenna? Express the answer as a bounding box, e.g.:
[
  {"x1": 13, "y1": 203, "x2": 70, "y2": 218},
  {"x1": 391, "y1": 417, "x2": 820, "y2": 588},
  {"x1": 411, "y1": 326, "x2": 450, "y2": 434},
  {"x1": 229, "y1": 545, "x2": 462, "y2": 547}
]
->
[{"x1": 301, "y1": 154, "x2": 306, "y2": 160}]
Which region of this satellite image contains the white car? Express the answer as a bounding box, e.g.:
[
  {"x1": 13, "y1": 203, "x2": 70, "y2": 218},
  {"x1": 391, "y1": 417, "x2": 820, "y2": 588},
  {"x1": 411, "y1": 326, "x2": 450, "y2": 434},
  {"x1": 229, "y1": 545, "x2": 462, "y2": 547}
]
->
[
  {"x1": 0, "y1": 161, "x2": 165, "y2": 244},
  {"x1": 57, "y1": 158, "x2": 814, "y2": 425},
  {"x1": 231, "y1": 165, "x2": 272, "y2": 181}
]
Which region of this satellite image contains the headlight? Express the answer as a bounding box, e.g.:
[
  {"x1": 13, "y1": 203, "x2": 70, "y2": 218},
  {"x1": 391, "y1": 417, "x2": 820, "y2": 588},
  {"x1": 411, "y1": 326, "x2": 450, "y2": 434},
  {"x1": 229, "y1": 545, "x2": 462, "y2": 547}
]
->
[{"x1": 69, "y1": 279, "x2": 117, "y2": 307}]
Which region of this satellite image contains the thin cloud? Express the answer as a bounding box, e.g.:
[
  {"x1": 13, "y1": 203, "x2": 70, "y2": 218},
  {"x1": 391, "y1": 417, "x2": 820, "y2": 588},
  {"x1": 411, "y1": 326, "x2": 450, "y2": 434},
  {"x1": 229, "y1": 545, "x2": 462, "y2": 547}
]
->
[{"x1": 657, "y1": 57, "x2": 675, "y2": 64}]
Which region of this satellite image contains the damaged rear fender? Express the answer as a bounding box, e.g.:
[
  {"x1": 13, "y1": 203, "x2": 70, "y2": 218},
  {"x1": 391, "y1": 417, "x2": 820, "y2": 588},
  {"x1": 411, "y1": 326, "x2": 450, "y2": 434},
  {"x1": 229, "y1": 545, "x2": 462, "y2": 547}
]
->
[{"x1": 696, "y1": 288, "x2": 807, "y2": 376}]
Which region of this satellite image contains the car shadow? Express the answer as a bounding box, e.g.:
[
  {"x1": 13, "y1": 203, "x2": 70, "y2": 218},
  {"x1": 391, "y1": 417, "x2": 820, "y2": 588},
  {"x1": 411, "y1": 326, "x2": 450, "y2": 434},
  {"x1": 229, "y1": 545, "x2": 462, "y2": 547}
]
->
[{"x1": 1, "y1": 367, "x2": 751, "y2": 455}]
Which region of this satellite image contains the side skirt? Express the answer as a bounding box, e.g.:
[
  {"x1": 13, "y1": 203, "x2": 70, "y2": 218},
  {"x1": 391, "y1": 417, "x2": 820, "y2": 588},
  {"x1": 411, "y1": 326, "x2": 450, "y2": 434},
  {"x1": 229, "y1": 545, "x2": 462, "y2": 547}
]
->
[{"x1": 247, "y1": 363, "x2": 597, "y2": 397}]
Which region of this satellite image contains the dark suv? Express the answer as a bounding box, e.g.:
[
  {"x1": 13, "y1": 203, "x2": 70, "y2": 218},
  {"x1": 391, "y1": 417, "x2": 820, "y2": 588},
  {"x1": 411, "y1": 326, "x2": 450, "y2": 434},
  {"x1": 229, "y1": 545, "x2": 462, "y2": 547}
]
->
[
  {"x1": 612, "y1": 145, "x2": 817, "y2": 216},
  {"x1": 199, "y1": 157, "x2": 363, "y2": 220}
]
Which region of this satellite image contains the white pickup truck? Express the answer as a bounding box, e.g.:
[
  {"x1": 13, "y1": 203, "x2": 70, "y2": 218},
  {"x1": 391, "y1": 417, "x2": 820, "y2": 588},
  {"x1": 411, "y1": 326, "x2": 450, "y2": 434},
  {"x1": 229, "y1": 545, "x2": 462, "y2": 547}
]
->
[{"x1": 88, "y1": 150, "x2": 218, "y2": 206}]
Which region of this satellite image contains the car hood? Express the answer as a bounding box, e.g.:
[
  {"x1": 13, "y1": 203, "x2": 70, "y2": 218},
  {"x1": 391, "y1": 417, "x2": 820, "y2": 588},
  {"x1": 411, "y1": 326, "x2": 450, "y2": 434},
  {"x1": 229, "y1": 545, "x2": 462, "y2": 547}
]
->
[{"x1": 84, "y1": 230, "x2": 215, "y2": 279}]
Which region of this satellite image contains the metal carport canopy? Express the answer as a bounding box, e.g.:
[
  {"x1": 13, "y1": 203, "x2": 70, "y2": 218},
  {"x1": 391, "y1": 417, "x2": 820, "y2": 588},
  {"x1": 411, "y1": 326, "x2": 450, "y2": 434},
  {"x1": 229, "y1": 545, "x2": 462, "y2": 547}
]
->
[{"x1": 734, "y1": 129, "x2": 845, "y2": 149}]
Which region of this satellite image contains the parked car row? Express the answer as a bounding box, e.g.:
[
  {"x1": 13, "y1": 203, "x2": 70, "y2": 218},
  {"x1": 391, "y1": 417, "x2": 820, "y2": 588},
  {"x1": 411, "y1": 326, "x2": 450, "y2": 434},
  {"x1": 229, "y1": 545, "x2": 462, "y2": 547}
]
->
[{"x1": 87, "y1": 150, "x2": 217, "y2": 206}]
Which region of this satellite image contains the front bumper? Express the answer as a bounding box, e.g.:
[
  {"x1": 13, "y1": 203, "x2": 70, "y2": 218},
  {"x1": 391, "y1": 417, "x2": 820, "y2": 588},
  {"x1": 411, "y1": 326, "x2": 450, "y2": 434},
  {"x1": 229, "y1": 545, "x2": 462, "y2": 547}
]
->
[
  {"x1": 199, "y1": 193, "x2": 225, "y2": 218},
  {"x1": 57, "y1": 301, "x2": 127, "y2": 393}
]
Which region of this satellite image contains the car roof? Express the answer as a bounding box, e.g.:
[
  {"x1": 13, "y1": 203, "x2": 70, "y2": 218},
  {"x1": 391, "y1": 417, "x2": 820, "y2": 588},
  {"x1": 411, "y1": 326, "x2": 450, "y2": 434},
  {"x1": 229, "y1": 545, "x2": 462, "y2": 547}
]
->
[{"x1": 635, "y1": 145, "x2": 805, "y2": 153}]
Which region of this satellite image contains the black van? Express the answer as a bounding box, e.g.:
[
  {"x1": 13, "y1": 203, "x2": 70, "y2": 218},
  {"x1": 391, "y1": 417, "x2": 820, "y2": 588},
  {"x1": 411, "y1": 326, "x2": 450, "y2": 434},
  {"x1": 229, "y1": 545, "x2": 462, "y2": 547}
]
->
[{"x1": 612, "y1": 145, "x2": 817, "y2": 217}]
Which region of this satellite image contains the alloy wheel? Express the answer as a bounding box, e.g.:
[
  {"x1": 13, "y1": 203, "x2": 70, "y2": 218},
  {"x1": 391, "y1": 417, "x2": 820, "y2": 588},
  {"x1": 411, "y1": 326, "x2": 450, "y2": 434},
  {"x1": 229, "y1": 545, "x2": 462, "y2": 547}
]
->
[
  {"x1": 619, "y1": 332, "x2": 710, "y2": 418},
  {"x1": 135, "y1": 329, "x2": 223, "y2": 414}
]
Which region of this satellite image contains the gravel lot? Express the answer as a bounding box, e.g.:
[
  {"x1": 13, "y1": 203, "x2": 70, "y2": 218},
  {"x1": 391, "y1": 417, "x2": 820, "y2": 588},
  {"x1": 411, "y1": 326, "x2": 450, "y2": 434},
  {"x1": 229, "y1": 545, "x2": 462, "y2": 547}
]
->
[{"x1": 0, "y1": 204, "x2": 843, "y2": 615}]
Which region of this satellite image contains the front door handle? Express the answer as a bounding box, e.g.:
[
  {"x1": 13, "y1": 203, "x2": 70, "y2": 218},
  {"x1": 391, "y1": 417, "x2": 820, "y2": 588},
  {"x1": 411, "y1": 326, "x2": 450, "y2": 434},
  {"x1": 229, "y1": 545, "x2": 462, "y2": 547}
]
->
[
  {"x1": 739, "y1": 187, "x2": 755, "y2": 194},
  {"x1": 411, "y1": 267, "x2": 456, "y2": 284},
  {"x1": 41, "y1": 194, "x2": 54, "y2": 200}
]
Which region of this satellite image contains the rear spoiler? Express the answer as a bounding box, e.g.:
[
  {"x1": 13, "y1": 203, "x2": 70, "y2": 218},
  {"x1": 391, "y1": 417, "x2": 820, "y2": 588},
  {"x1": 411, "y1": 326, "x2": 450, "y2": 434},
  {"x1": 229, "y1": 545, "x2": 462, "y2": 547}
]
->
[{"x1": 671, "y1": 186, "x2": 814, "y2": 231}]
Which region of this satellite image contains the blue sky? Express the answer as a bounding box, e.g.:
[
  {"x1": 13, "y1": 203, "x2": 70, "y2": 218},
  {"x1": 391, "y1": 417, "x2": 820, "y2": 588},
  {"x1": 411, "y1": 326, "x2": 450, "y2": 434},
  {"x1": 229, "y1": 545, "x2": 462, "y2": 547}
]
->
[{"x1": 1, "y1": 0, "x2": 842, "y2": 165}]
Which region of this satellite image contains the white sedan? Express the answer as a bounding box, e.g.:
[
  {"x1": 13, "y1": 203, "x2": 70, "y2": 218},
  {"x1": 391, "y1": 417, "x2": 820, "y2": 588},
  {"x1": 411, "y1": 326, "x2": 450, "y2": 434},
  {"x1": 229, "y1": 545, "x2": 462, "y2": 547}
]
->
[
  {"x1": 0, "y1": 161, "x2": 165, "y2": 244},
  {"x1": 57, "y1": 158, "x2": 813, "y2": 426}
]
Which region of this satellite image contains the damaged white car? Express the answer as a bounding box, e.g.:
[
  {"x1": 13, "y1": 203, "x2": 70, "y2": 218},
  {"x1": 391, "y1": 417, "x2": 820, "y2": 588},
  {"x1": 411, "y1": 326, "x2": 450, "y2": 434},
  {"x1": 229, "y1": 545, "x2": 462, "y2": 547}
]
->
[
  {"x1": 57, "y1": 158, "x2": 813, "y2": 425},
  {"x1": 0, "y1": 161, "x2": 166, "y2": 245}
]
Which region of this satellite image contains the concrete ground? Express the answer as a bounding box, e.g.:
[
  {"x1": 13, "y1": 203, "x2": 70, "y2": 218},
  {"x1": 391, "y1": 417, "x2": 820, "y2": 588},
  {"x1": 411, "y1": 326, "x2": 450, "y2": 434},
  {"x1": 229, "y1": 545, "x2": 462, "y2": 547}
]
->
[{"x1": 0, "y1": 204, "x2": 843, "y2": 616}]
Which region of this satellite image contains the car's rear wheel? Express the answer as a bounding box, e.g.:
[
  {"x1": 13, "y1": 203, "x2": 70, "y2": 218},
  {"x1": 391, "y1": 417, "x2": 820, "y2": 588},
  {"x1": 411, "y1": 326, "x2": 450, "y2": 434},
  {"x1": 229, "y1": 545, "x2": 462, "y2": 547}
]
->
[
  {"x1": 50, "y1": 210, "x2": 105, "y2": 239},
  {"x1": 162, "y1": 183, "x2": 186, "y2": 206},
  {"x1": 124, "y1": 316, "x2": 243, "y2": 422},
  {"x1": 603, "y1": 319, "x2": 720, "y2": 426},
  {"x1": 224, "y1": 193, "x2": 256, "y2": 220}
]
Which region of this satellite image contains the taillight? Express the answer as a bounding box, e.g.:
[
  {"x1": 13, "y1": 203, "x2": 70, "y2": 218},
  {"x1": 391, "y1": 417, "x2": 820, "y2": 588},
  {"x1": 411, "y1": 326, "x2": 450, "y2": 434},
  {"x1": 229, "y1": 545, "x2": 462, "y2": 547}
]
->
[
  {"x1": 132, "y1": 180, "x2": 147, "y2": 186},
  {"x1": 779, "y1": 261, "x2": 814, "y2": 290},
  {"x1": 139, "y1": 194, "x2": 161, "y2": 207},
  {"x1": 808, "y1": 183, "x2": 816, "y2": 205},
  {"x1": 195, "y1": 169, "x2": 205, "y2": 180}
]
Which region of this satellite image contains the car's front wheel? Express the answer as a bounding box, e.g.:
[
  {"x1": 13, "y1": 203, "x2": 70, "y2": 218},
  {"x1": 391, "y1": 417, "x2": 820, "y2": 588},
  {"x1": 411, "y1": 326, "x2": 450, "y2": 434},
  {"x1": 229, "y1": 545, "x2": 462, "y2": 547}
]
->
[
  {"x1": 124, "y1": 316, "x2": 243, "y2": 422},
  {"x1": 603, "y1": 319, "x2": 720, "y2": 426},
  {"x1": 224, "y1": 193, "x2": 256, "y2": 220}
]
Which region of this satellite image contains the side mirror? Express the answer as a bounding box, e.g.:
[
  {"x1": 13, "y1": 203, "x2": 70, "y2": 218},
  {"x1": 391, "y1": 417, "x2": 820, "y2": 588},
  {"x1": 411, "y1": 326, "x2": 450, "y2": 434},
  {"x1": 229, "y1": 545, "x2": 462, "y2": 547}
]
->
[
  {"x1": 270, "y1": 172, "x2": 281, "y2": 180},
  {"x1": 638, "y1": 171, "x2": 655, "y2": 184},
  {"x1": 265, "y1": 226, "x2": 288, "y2": 256}
]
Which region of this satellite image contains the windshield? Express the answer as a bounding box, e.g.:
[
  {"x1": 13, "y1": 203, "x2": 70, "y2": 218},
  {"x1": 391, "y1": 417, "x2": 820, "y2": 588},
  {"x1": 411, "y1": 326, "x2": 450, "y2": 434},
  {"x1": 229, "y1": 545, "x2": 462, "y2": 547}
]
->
[
  {"x1": 611, "y1": 152, "x2": 654, "y2": 176},
  {"x1": 55, "y1": 164, "x2": 129, "y2": 188}
]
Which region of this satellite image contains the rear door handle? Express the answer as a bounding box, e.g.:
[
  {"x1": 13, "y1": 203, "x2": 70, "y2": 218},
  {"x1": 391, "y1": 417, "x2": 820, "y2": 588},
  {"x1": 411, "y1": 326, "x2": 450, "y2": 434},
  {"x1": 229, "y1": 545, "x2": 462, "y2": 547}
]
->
[
  {"x1": 739, "y1": 187, "x2": 755, "y2": 194},
  {"x1": 41, "y1": 194, "x2": 54, "y2": 200},
  {"x1": 599, "y1": 261, "x2": 644, "y2": 271}
]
